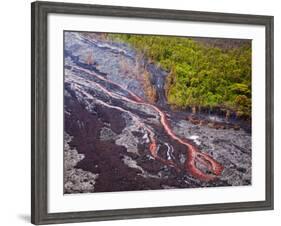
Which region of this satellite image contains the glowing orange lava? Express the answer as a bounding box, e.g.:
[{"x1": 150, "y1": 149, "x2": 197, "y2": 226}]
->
[{"x1": 73, "y1": 66, "x2": 224, "y2": 181}]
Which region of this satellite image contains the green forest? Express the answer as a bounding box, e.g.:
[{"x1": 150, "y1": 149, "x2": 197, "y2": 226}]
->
[{"x1": 109, "y1": 34, "x2": 252, "y2": 118}]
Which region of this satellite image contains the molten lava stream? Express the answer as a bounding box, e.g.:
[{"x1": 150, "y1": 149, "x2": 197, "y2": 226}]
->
[{"x1": 73, "y1": 65, "x2": 224, "y2": 181}]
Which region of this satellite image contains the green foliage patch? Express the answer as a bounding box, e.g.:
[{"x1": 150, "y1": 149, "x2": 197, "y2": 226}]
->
[{"x1": 109, "y1": 34, "x2": 252, "y2": 118}]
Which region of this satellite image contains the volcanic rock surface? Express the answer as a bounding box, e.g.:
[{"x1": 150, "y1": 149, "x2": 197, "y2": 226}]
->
[{"x1": 63, "y1": 32, "x2": 251, "y2": 193}]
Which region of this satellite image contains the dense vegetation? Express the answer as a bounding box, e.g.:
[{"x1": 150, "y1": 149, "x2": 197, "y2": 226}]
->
[{"x1": 109, "y1": 34, "x2": 252, "y2": 118}]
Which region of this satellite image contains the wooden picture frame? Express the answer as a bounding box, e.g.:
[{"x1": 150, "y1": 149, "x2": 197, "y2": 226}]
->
[{"x1": 31, "y1": 1, "x2": 274, "y2": 224}]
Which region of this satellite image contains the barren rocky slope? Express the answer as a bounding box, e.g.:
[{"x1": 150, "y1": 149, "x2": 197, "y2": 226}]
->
[{"x1": 64, "y1": 32, "x2": 251, "y2": 193}]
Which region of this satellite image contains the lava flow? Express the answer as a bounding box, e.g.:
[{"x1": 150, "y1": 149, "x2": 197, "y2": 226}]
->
[{"x1": 72, "y1": 65, "x2": 224, "y2": 181}]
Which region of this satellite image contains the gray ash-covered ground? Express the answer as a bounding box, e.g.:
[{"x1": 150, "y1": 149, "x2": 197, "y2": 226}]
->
[{"x1": 63, "y1": 31, "x2": 251, "y2": 194}]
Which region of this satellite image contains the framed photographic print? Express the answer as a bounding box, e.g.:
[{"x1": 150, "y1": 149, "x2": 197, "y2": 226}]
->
[{"x1": 31, "y1": 1, "x2": 274, "y2": 225}]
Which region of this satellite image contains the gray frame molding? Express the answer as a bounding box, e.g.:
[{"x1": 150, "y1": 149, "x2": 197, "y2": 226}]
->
[{"x1": 31, "y1": 1, "x2": 274, "y2": 225}]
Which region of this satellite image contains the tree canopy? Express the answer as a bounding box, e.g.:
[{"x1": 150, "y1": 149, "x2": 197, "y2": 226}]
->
[{"x1": 110, "y1": 34, "x2": 252, "y2": 118}]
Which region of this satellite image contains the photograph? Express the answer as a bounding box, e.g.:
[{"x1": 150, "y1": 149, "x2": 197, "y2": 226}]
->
[
  {"x1": 30, "y1": 1, "x2": 274, "y2": 224},
  {"x1": 63, "y1": 31, "x2": 252, "y2": 194}
]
